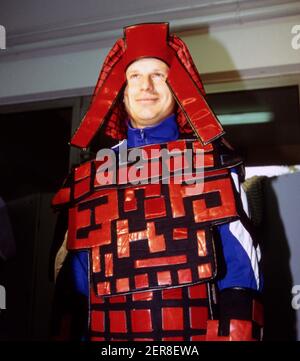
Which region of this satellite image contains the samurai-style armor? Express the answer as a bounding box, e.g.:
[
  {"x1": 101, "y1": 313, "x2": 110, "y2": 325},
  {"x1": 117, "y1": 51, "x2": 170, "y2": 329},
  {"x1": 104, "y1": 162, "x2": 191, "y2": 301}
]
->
[{"x1": 52, "y1": 23, "x2": 263, "y2": 341}]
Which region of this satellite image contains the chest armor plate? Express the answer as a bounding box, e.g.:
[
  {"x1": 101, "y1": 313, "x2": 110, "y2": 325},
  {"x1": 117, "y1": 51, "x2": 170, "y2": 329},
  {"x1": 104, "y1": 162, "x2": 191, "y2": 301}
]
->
[{"x1": 52, "y1": 139, "x2": 241, "y2": 297}]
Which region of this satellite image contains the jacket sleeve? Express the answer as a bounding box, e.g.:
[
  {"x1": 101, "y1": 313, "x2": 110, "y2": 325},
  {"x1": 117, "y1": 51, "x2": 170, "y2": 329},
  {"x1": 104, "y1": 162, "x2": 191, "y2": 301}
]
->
[
  {"x1": 51, "y1": 251, "x2": 89, "y2": 340},
  {"x1": 206, "y1": 168, "x2": 264, "y2": 341},
  {"x1": 217, "y1": 168, "x2": 263, "y2": 292}
]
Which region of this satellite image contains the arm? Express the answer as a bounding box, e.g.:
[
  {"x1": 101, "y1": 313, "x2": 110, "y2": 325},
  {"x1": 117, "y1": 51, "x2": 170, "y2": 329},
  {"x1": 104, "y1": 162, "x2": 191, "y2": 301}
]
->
[
  {"x1": 51, "y1": 250, "x2": 89, "y2": 340},
  {"x1": 206, "y1": 168, "x2": 264, "y2": 341}
]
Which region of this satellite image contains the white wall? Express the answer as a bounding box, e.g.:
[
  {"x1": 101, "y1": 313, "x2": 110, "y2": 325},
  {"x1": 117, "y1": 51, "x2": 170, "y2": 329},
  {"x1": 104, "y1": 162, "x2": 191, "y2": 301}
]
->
[
  {"x1": 0, "y1": 46, "x2": 110, "y2": 103},
  {"x1": 181, "y1": 15, "x2": 300, "y2": 74}
]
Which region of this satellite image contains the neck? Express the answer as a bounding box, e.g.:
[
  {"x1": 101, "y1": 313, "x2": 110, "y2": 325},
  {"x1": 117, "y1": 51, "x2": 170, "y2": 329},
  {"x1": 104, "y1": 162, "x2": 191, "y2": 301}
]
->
[{"x1": 126, "y1": 114, "x2": 179, "y2": 148}]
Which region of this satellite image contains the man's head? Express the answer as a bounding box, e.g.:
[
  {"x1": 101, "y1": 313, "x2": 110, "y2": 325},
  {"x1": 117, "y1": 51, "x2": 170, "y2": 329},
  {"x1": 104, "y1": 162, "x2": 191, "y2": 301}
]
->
[
  {"x1": 71, "y1": 23, "x2": 223, "y2": 148},
  {"x1": 124, "y1": 58, "x2": 176, "y2": 128}
]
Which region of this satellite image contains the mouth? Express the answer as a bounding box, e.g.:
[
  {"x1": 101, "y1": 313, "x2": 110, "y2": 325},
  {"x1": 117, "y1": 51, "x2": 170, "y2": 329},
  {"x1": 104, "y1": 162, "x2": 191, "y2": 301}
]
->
[{"x1": 136, "y1": 98, "x2": 159, "y2": 103}]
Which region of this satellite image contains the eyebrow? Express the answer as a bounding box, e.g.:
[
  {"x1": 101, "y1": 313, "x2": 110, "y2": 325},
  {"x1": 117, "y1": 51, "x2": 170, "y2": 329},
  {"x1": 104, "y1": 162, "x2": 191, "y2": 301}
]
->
[{"x1": 127, "y1": 68, "x2": 168, "y2": 74}]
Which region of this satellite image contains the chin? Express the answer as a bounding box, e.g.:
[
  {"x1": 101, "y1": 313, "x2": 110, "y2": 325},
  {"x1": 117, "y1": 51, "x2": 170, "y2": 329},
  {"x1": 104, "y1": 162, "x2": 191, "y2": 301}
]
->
[{"x1": 137, "y1": 113, "x2": 159, "y2": 122}]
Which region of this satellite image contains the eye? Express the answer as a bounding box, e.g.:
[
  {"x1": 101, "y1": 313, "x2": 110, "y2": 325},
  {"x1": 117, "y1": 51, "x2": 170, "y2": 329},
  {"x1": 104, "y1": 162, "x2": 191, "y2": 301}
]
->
[
  {"x1": 152, "y1": 72, "x2": 166, "y2": 79},
  {"x1": 129, "y1": 73, "x2": 140, "y2": 80}
]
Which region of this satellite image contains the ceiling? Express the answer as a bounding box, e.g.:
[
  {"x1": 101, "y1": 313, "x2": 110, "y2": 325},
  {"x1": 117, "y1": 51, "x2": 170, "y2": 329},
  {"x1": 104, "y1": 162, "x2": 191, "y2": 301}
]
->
[{"x1": 1, "y1": 0, "x2": 300, "y2": 53}]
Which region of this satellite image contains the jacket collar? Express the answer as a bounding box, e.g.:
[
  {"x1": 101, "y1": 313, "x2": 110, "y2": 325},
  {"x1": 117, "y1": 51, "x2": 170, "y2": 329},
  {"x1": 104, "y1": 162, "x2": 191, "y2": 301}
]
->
[{"x1": 126, "y1": 114, "x2": 179, "y2": 148}]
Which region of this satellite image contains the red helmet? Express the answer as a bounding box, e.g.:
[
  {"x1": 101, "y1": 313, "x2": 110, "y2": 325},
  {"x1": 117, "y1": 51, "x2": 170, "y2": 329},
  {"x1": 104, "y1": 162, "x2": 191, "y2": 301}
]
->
[{"x1": 71, "y1": 22, "x2": 224, "y2": 149}]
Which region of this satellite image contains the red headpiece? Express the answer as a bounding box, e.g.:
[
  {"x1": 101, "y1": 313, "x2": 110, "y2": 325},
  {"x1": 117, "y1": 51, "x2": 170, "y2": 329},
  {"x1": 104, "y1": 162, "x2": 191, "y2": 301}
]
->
[{"x1": 71, "y1": 23, "x2": 224, "y2": 149}]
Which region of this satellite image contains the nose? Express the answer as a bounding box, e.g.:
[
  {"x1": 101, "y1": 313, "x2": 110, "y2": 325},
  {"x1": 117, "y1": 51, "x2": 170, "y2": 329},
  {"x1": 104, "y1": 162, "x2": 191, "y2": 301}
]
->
[{"x1": 140, "y1": 75, "x2": 154, "y2": 91}]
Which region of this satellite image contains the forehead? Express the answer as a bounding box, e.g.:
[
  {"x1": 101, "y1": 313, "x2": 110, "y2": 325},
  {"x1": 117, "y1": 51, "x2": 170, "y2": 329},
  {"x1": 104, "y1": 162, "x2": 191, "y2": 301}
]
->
[{"x1": 126, "y1": 58, "x2": 169, "y2": 74}]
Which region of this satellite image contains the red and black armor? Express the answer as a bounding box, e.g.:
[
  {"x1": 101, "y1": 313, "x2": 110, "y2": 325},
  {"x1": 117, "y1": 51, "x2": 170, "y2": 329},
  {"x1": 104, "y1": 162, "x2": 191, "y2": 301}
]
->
[
  {"x1": 53, "y1": 139, "x2": 240, "y2": 294},
  {"x1": 53, "y1": 139, "x2": 262, "y2": 340}
]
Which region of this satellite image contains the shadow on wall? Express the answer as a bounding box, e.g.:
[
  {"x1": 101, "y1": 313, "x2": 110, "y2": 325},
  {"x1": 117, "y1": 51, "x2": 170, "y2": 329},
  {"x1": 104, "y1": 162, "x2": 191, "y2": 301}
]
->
[{"x1": 260, "y1": 174, "x2": 300, "y2": 340}]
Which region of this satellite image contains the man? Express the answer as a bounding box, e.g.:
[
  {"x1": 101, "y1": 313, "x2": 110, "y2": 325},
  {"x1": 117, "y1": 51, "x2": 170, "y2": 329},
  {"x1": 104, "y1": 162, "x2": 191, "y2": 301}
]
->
[{"x1": 52, "y1": 23, "x2": 263, "y2": 341}]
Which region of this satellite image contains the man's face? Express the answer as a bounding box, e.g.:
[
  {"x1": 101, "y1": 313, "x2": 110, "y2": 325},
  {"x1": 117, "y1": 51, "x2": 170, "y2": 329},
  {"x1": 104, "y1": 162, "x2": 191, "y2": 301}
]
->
[{"x1": 124, "y1": 58, "x2": 176, "y2": 128}]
